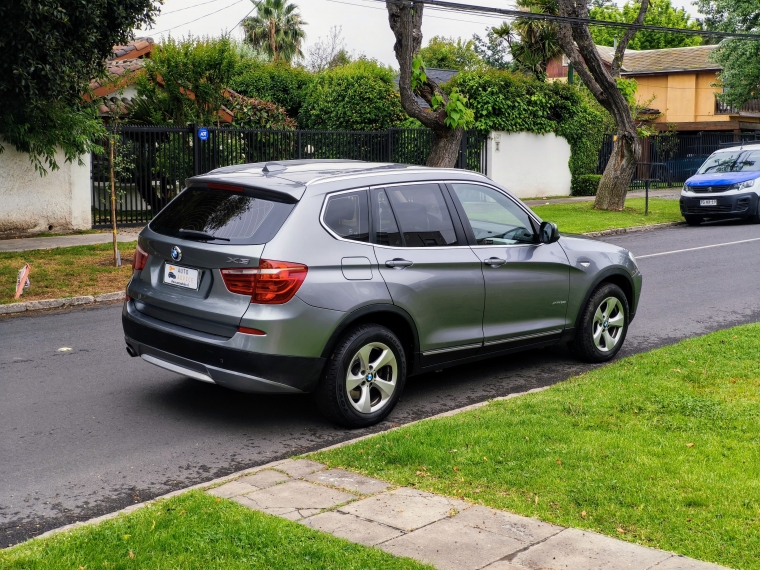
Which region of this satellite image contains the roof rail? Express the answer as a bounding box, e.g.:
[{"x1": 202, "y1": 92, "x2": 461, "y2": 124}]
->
[{"x1": 718, "y1": 139, "x2": 760, "y2": 149}]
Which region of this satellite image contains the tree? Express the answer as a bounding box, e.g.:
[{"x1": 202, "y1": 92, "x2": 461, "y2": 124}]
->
[
  {"x1": 242, "y1": 0, "x2": 306, "y2": 63},
  {"x1": 699, "y1": 0, "x2": 760, "y2": 108},
  {"x1": 498, "y1": 0, "x2": 563, "y2": 81},
  {"x1": 590, "y1": 0, "x2": 703, "y2": 50},
  {"x1": 555, "y1": 0, "x2": 651, "y2": 210},
  {"x1": 0, "y1": 0, "x2": 159, "y2": 173},
  {"x1": 305, "y1": 26, "x2": 351, "y2": 72},
  {"x1": 418, "y1": 36, "x2": 482, "y2": 71},
  {"x1": 386, "y1": 1, "x2": 474, "y2": 167},
  {"x1": 472, "y1": 27, "x2": 513, "y2": 70}
]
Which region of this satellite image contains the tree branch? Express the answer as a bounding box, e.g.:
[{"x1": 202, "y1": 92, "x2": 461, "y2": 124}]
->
[{"x1": 611, "y1": 0, "x2": 649, "y2": 77}]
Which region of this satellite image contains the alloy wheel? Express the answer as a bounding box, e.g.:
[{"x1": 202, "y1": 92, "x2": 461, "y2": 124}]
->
[
  {"x1": 345, "y1": 342, "x2": 397, "y2": 414},
  {"x1": 592, "y1": 296, "x2": 625, "y2": 352}
]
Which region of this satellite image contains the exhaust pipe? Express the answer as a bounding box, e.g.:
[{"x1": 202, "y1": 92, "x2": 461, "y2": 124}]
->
[{"x1": 126, "y1": 345, "x2": 138, "y2": 358}]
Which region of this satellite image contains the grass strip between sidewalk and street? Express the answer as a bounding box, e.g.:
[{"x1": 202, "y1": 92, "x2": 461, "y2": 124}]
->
[
  {"x1": 0, "y1": 491, "x2": 432, "y2": 570},
  {"x1": 0, "y1": 243, "x2": 136, "y2": 305},
  {"x1": 313, "y1": 324, "x2": 760, "y2": 570},
  {"x1": 530, "y1": 197, "x2": 682, "y2": 234}
]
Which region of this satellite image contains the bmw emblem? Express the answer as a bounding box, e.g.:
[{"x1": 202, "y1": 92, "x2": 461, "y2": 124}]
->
[
  {"x1": 171, "y1": 246, "x2": 182, "y2": 262},
  {"x1": 367, "y1": 374, "x2": 373, "y2": 382}
]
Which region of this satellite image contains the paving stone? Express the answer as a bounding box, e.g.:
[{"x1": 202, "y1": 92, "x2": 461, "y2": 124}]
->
[
  {"x1": 95, "y1": 291, "x2": 124, "y2": 302},
  {"x1": 0, "y1": 303, "x2": 26, "y2": 315},
  {"x1": 206, "y1": 480, "x2": 258, "y2": 499},
  {"x1": 25, "y1": 299, "x2": 65, "y2": 310},
  {"x1": 301, "y1": 511, "x2": 403, "y2": 546},
  {"x1": 238, "y1": 469, "x2": 290, "y2": 489},
  {"x1": 304, "y1": 468, "x2": 390, "y2": 495},
  {"x1": 63, "y1": 296, "x2": 94, "y2": 306},
  {"x1": 454, "y1": 505, "x2": 562, "y2": 544},
  {"x1": 512, "y1": 528, "x2": 671, "y2": 570},
  {"x1": 653, "y1": 556, "x2": 729, "y2": 570},
  {"x1": 235, "y1": 480, "x2": 354, "y2": 520},
  {"x1": 381, "y1": 517, "x2": 526, "y2": 570},
  {"x1": 277, "y1": 459, "x2": 326, "y2": 478},
  {"x1": 340, "y1": 487, "x2": 470, "y2": 532}
]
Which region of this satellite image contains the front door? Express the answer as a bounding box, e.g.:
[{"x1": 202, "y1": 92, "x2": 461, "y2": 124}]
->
[
  {"x1": 371, "y1": 183, "x2": 485, "y2": 363},
  {"x1": 447, "y1": 182, "x2": 570, "y2": 352}
]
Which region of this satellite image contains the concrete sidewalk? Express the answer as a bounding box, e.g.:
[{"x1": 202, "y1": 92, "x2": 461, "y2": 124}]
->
[
  {"x1": 0, "y1": 229, "x2": 142, "y2": 253},
  {"x1": 208, "y1": 458, "x2": 724, "y2": 570},
  {"x1": 523, "y1": 187, "x2": 680, "y2": 207}
]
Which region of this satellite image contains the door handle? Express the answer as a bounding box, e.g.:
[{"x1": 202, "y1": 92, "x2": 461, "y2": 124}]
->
[
  {"x1": 484, "y1": 257, "x2": 506, "y2": 267},
  {"x1": 385, "y1": 258, "x2": 414, "y2": 269}
]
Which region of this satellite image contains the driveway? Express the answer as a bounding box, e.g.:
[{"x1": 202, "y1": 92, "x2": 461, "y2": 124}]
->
[{"x1": 1, "y1": 220, "x2": 758, "y2": 547}]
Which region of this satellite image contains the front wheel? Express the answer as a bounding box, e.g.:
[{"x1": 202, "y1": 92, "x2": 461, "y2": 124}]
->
[
  {"x1": 315, "y1": 324, "x2": 407, "y2": 428},
  {"x1": 747, "y1": 200, "x2": 760, "y2": 224},
  {"x1": 568, "y1": 283, "x2": 629, "y2": 363}
]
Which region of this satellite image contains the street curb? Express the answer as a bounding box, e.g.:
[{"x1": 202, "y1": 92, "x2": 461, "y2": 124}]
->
[
  {"x1": 582, "y1": 221, "x2": 685, "y2": 237},
  {"x1": 25, "y1": 386, "x2": 549, "y2": 545},
  {"x1": 0, "y1": 291, "x2": 124, "y2": 316}
]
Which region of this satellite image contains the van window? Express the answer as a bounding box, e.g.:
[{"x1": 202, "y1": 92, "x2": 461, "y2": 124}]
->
[
  {"x1": 149, "y1": 187, "x2": 294, "y2": 244},
  {"x1": 323, "y1": 190, "x2": 369, "y2": 242}
]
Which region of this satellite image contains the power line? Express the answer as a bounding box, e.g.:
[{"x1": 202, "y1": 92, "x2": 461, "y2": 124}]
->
[
  {"x1": 373, "y1": 0, "x2": 760, "y2": 39},
  {"x1": 321, "y1": 0, "x2": 495, "y2": 25},
  {"x1": 151, "y1": 0, "x2": 248, "y2": 35},
  {"x1": 161, "y1": 0, "x2": 226, "y2": 16}
]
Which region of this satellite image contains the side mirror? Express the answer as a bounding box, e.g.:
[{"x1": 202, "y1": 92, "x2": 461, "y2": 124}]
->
[{"x1": 539, "y1": 221, "x2": 560, "y2": 244}]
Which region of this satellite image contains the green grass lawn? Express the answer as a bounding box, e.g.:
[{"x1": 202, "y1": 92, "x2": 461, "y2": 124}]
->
[
  {"x1": 314, "y1": 324, "x2": 760, "y2": 570},
  {"x1": 0, "y1": 243, "x2": 136, "y2": 305},
  {"x1": 0, "y1": 491, "x2": 431, "y2": 570},
  {"x1": 530, "y1": 197, "x2": 683, "y2": 234}
]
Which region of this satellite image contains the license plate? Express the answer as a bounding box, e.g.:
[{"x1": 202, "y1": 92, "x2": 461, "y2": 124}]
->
[
  {"x1": 163, "y1": 263, "x2": 199, "y2": 290},
  {"x1": 700, "y1": 199, "x2": 717, "y2": 206}
]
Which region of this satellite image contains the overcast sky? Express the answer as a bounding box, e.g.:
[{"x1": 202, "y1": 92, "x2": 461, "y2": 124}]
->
[{"x1": 136, "y1": 0, "x2": 703, "y2": 66}]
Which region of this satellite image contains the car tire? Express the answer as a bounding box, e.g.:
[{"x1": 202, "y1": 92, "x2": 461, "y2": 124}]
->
[
  {"x1": 684, "y1": 215, "x2": 702, "y2": 226},
  {"x1": 315, "y1": 324, "x2": 407, "y2": 428},
  {"x1": 568, "y1": 283, "x2": 630, "y2": 364},
  {"x1": 747, "y1": 200, "x2": 760, "y2": 224}
]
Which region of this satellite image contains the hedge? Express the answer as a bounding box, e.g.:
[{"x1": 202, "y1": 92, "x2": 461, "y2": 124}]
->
[
  {"x1": 571, "y1": 174, "x2": 602, "y2": 196},
  {"x1": 229, "y1": 62, "x2": 313, "y2": 120}
]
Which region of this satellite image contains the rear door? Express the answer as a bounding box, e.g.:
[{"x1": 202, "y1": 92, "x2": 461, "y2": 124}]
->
[
  {"x1": 128, "y1": 186, "x2": 295, "y2": 337},
  {"x1": 371, "y1": 183, "x2": 485, "y2": 364},
  {"x1": 447, "y1": 182, "x2": 570, "y2": 352}
]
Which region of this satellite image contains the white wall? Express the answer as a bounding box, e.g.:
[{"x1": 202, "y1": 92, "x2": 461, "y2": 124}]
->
[
  {"x1": 0, "y1": 142, "x2": 91, "y2": 236},
  {"x1": 486, "y1": 131, "x2": 572, "y2": 199}
]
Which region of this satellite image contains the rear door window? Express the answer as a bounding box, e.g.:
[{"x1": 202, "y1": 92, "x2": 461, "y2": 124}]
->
[
  {"x1": 149, "y1": 187, "x2": 294, "y2": 244},
  {"x1": 323, "y1": 190, "x2": 369, "y2": 242},
  {"x1": 382, "y1": 183, "x2": 458, "y2": 247}
]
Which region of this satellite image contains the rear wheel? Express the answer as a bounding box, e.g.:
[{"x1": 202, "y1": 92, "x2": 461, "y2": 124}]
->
[
  {"x1": 315, "y1": 324, "x2": 406, "y2": 428},
  {"x1": 569, "y1": 283, "x2": 629, "y2": 363},
  {"x1": 684, "y1": 215, "x2": 702, "y2": 226}
]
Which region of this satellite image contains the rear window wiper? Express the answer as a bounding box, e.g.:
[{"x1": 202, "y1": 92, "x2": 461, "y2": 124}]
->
[{"x1": 178, "y1": 229, "x2": 230, "y2": 242}]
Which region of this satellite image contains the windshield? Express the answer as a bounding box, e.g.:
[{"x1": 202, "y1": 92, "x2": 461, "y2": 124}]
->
[
  {"x1": 697, "y1": 152, "x2": 741, "y2": 174},
  {"x1": 733, "y1": 150, "x2": 760, "y2": 172}
]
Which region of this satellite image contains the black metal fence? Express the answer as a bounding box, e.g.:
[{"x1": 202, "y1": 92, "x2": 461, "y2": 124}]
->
[
  {"x1": 596, "y1": 131, "x2": 760, "y2": 189},
  {"x1": 91, "y1": 126, "x2": 488, "y2": 227}
]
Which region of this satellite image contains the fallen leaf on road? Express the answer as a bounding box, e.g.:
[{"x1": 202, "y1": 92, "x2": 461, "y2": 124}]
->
[
  {"x1": 581, "y1": 511, "x2": 587, "y2": 519},
  {"x1": 617, "y1": 527, "x2": 625, "y2": 534},
  {"x1": 686, "y1": 443, "x2": 695, "y2": 447}
]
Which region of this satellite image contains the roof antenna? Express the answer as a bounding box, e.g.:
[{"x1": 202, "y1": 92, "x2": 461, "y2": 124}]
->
[{"x1": 262, "y1": 163, "x2": 286, "y2": 174}]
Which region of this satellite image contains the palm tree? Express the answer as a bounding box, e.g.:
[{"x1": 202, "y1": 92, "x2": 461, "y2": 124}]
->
[{"x1": 242, "y1": 0, "x2": 306, "y2": 63}]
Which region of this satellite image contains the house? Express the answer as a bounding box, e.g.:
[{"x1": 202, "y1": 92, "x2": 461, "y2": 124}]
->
[{"x1": 548, "y1": 45, "x2": 760, "y2": 134}]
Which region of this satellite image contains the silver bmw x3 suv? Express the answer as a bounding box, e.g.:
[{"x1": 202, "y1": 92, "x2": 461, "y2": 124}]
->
[{"x1": 123, "y1": 160, "x2": 642, "y2": 427}]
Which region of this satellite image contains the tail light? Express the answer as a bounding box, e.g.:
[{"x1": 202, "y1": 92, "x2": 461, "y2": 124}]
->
[
  {"x1": 132, "y1": 245, "x2": 149, "y2": 271},
  {"x1": 221, "y1": 259, "x2": 307, "y2": 304}
]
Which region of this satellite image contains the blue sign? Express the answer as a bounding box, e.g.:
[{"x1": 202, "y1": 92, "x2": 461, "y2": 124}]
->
[{"x1": 197, "y1": 127, "x2": 209, "y2": 141}]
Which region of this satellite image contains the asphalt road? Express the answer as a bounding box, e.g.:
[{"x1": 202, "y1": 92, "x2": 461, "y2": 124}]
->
[{"x1": 2, "y1": 220, "x2": 759, "y2": 547}]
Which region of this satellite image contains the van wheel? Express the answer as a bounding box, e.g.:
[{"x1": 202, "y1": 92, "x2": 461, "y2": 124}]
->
[
  {"x1": 748, "y1": 201, "x2": 760, "y2": 224},
  {"x1": 315, "y1": 324, "x2": 406, "y2": 428},
  {"x1": 684, "y1": 215, "x2": 702, "y2": 226},
  {"x1": 568, "y1": 283, "x2": 629, "y2": 363}
]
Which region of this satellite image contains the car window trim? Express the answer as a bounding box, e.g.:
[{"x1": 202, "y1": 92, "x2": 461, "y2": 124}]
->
[
  {"x1": 319, "y1": 188, "x2": 373, "y2": 246},
  {"x1": 443, "y1": 181, "x2": 542, "y2": 248}
]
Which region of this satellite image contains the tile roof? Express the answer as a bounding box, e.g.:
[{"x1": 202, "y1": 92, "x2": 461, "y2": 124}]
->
[
  {"x1": 110, "y1": 37, "x2": 155, "y2": 60},
  {"x1": 596, "y1": 44, "x2": 721, "y2": 75},
  {"x1": 89, "y1": 58, "x2": 145, "y2": 95}
]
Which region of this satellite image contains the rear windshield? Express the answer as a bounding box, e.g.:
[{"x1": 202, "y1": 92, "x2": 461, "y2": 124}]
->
[{"x1": 149, "y1": 187, "x2": 294, "y2": 244}]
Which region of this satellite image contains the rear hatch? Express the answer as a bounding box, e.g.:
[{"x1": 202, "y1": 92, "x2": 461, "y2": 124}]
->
[{"x1": 128, "y1": 184, "x2": 296, "y2": 337}]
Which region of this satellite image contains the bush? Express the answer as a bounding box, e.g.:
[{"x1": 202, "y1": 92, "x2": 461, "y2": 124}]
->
[
  {"x1": 299, "y1": 60, "x2": 406, "y2": 131},
  {"x1": 227, "y1": 94, "x2": 296, "y2": 130},
  {"x1": 229, "y1": 62, "x2": 313, "y2": 119},
  {"x1": 572, "y1": 174, "x2": 602, "y2": 196},
  {"x1": 452, "y1": 70, "x2": 607, "y2": 179}
]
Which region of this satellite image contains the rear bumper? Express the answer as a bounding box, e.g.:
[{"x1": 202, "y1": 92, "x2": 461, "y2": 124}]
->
[
  {"x1": 680, "y1": 192, "x2": 758, "y2": 218},
  {"x1": 123, "y1": 301, "x2": 325, "y2": 394}
]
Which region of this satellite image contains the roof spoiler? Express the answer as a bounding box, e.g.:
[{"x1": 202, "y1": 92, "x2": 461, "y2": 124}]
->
[{"x1": 184, "y1": 176, "x2": 299, "y2": 204}]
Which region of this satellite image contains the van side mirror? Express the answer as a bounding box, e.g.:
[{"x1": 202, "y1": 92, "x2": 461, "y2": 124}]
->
[{"x1": 539, "y1": 221, "x2": 560, "y2": 244}]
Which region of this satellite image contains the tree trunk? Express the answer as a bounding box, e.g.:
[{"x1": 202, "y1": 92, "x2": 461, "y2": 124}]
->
[
  {"x1": 595, "y1": 131, "x2": 640, "y2": 210},
  {"x1": 427, "y1": 128, "x2": 463, "y2": 167}
]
